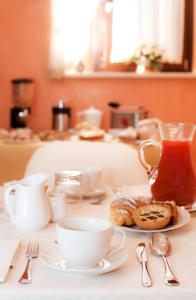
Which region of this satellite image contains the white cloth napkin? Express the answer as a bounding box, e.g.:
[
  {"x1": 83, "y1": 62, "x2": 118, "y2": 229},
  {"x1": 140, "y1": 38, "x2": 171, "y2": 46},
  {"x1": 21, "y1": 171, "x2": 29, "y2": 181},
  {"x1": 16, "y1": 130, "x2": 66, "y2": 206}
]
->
[{"x1": 0, "y1": 239, "x2": 20, "y2": 282}]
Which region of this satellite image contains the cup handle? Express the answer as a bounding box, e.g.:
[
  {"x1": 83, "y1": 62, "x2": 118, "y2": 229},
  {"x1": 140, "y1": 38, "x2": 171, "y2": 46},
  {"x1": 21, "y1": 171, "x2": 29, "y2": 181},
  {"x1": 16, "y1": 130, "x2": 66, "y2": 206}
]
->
[
  {"x1": 138, "y1": 139, "x2": 162, "y2": 185},
  {"x1": 4, "y1": 185, "x2": 17, "y2": 218},
  {"x1": 106, "y1": 227, "x2": 126, "y2": 257}
]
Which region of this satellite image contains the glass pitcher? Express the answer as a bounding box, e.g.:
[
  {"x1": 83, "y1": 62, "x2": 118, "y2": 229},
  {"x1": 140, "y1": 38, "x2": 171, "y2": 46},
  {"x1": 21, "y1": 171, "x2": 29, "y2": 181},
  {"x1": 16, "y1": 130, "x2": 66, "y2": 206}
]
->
[{"x1": 138, "y1": 122, "x2": 196, "y2": 208}]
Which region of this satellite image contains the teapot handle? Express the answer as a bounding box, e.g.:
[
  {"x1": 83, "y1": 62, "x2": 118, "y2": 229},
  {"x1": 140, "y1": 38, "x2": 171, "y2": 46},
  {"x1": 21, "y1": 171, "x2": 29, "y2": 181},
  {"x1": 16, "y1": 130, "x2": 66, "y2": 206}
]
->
[
  {"x1": 4, "y1": 185, "x2": 17, "y2": 218},
  {"x1": 138, "y1": 139, "x2": 162, "y2": 185}
]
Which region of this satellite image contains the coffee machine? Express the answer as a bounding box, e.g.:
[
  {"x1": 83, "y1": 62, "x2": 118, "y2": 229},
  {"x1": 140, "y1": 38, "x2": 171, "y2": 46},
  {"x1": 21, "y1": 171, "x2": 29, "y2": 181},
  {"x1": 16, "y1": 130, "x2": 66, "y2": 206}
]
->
[{"x1": 10, "y1": 78, "x2": 34, "y2": 128}]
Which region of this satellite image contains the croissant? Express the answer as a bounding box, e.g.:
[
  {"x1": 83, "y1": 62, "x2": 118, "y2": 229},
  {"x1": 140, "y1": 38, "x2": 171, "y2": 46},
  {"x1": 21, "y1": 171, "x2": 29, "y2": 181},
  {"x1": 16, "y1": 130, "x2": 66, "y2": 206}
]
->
[{"x1": 109, "y1": 198, "x2": 135, "y2": 226}]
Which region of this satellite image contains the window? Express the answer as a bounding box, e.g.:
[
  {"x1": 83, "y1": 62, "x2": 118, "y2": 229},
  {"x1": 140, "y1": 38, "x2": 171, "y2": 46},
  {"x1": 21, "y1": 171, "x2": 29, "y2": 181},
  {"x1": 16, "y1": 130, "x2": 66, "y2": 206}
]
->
[{"x1": 49, "y1": 0, "x2": 193, "y2": 77}]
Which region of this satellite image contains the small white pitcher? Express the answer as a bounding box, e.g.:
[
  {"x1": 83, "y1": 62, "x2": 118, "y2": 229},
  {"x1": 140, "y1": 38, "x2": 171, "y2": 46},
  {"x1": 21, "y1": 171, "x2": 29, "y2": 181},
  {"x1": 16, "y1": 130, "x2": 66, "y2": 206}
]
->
[{"x1": 4, "y1": 173, "x2": 50, "y2": 231}]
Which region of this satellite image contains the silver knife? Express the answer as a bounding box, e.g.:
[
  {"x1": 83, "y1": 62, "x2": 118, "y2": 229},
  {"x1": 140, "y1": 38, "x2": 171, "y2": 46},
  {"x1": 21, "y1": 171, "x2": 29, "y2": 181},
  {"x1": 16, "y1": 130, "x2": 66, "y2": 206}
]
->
[
  {"x1": 136, "y1": 242, "x2": 152, "y2": 287},
  {"x1": 10, "y1": 241, "x2": 20, "y2": 269}
]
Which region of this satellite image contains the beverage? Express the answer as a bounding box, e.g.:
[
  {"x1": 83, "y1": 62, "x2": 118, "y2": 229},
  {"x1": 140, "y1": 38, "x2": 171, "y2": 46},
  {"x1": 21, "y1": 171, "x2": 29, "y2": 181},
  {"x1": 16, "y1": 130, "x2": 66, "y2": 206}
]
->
[
  {"x1": 138, "y1": 123, "x2": 196, "y2": 208},
  {"x1": 151, "y1": 140, "x2": 196, "y2": 207}
]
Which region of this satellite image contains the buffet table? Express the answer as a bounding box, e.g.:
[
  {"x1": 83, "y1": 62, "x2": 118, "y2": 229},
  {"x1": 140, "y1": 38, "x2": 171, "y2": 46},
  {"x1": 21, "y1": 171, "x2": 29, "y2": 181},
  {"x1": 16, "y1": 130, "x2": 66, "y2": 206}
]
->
[
  {"x1": 0, "y1": 141, "x2": 45, "y2": 184},
  {"x1": 0, "y1": 138, "x2": 160, "y2": 185},
  {"x1": 0, "y1": 186, "x2": 196, "y2": 300}
]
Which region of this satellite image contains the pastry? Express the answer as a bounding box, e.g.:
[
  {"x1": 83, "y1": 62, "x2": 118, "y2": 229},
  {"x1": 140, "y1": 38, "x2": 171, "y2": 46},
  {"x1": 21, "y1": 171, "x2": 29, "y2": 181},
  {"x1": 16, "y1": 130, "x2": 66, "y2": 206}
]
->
[
  {"x1": 79, "y1": 129, "x2": 105, "y2": 141},
  {"x1": 132, "y1": 203, "x2": 172, "y2": 230},
  {"x1": 152, "y1": 200, "x2": 177, "y2": 225},
  {"x1": 38, "y1": 130, "x2": 70, "y2": 141},
  {"x1": 109, "y1": 196, "x2": 177, "y2": 230},
  {"x1": 109, "y1": 196, "x2": 153, "y2": 226},
  {"x1": 109, "y1": 198, "x2": 135, "y2": 226},
  {"x1": 118, "y1": 127, "x2": 138, "y2": 142}
]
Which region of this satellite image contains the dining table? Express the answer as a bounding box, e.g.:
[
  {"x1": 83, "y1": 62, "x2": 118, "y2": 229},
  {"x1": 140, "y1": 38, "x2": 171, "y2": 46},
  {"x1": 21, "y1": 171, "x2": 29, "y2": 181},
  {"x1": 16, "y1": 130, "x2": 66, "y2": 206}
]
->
[{"x1": 0, "y1": 185, "x2": 196, "y2": 300}]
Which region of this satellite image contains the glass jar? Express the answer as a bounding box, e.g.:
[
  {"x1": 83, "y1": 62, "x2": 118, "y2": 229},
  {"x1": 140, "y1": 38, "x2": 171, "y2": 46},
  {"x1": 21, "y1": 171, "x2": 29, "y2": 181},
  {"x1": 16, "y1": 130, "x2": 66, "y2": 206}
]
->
[
  {"x1": 55, "y1": 170, "x2": 82, "y2": 204},
  {"x1": 48, "y1": 190, "x2": 67, "y2": 222},
  {"x1": 11, "y1": 78, "x2": 35, "y2": 107}
]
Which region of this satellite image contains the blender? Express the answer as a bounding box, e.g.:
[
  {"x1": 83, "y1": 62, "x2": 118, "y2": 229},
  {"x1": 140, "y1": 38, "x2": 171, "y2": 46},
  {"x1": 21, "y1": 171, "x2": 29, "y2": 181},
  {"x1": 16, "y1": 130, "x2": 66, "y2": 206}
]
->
[{"x1": 10, "y1": 78, "x2": 35, "y2": 128}]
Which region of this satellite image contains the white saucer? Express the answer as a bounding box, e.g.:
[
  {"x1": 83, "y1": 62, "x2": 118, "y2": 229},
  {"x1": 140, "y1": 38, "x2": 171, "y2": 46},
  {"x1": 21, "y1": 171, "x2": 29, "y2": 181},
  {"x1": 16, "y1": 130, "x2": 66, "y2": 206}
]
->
[
  {"x1": 82, "y1": 185, "x2": 110, "y2": 198},
  {"x1": 119, "y1": 207, "x2": 191, "y2": 233},
  {"x1": 67, "y1": 185, "x2": 110, "y2": 199},
  {"x1": 40, "y1": 244, "x2": 128, "y2": 276}
]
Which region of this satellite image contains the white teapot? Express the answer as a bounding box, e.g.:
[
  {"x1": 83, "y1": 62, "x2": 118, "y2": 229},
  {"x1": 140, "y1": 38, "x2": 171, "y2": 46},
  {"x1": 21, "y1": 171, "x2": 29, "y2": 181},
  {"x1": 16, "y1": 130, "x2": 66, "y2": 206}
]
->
[
  {"x1": 77, "y1": 106, "x2": 103, "y2": 128},
  {"x1": 4, "y1": 173, "x2": 50, "y2": 231}
]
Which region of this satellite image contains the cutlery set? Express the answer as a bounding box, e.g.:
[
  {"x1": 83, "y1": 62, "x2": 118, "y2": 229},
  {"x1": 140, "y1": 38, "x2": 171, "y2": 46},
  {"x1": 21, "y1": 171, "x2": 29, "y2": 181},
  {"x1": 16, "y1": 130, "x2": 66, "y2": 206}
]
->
[
  {"x1": 136, "y1": 233, "x2": 179, "y2": 287},
  {"x1": 3, "y1": 234, "x2": 178, "y2": 286}
]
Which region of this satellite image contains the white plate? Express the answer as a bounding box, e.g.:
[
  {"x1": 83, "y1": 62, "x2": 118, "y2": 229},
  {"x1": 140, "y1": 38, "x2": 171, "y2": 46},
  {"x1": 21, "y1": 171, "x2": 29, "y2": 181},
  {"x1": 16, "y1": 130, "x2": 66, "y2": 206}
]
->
[
  {"x1": 40, "y1": 244, "x2": 128, "y2": 276},
  {"x1": 67, "y1": 185, "x2": 110, "y2": 199},
  {"x1": 187, "y1": 202, "x2": 196, "y2": 213},
  {"x1": 119, "y1": 207, "x2": 191, "y2": 233}
]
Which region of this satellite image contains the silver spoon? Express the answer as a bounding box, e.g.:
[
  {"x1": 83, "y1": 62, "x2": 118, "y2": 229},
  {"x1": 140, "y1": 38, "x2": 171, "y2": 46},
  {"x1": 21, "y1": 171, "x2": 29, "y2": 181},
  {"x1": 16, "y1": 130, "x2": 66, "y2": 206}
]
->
[{"x1": 149, "y1": 233, "x2": 179, "y2": 286}]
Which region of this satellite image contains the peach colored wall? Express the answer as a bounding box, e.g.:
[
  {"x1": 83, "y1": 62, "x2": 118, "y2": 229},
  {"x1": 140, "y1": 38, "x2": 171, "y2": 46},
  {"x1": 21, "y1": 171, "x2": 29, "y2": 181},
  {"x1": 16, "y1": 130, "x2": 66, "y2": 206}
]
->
[{"x1": 0, "y1": 0, "x2": 196, "y2": 131}]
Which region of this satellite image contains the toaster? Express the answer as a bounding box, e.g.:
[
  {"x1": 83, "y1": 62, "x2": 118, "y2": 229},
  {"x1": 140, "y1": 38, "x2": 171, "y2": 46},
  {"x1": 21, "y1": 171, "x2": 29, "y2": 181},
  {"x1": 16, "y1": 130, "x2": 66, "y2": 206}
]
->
[{"x1": 110, "y1": 106, "x2": 148, "y2": 128}]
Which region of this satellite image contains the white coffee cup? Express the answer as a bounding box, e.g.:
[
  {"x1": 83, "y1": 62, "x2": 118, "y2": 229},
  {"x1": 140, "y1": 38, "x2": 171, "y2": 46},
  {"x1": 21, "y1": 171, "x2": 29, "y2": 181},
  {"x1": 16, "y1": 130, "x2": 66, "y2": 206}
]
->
[
  {"x1": 56, "y1": 217, "x2": 126, "y2": 268},
  {"x1": 72, "y1": 167, "x2": 102, "y2": 193}
]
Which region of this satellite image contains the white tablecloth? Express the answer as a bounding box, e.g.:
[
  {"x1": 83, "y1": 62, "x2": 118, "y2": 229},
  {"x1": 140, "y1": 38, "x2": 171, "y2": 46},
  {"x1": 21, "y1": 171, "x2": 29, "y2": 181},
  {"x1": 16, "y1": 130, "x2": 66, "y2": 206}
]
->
[{"x1": 0, "y1": 188, "x2": 196, "y2": 300}]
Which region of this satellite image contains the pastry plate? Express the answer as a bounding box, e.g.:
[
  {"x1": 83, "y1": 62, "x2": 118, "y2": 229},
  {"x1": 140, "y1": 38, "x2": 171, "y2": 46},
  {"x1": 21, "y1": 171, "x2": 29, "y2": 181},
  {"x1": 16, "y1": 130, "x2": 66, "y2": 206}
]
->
[
  {"x1": 40, "y1": 244, "x2": 128, "y2": 276},
  {"x1": 187, "y1": 202, "x2": 196, "y2": 213},
  {"x1": 118, "y1": 207, "x2": 191, "y2": 233}
]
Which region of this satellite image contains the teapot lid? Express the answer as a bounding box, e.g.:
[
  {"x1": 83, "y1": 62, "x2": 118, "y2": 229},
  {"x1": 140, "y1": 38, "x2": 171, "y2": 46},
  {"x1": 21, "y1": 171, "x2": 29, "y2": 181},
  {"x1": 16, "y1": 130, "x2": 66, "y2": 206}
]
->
[{"x1": 83, "y1": 106, "x2": 102, "y2": 114}]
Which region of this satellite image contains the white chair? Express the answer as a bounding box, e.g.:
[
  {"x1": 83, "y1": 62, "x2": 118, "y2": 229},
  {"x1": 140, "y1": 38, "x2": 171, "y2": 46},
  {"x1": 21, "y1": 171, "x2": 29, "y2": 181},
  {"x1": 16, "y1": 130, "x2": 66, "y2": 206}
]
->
[{"x1": 25, "y1": 140, "x2": 148, "y2": 188}]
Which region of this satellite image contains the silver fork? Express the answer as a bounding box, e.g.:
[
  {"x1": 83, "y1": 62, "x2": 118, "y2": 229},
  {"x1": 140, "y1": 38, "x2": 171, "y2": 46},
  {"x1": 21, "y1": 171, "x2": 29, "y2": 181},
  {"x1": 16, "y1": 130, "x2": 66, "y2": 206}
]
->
[{"x1": 19, "y1": 242, "x2": 39, "y2": 284}]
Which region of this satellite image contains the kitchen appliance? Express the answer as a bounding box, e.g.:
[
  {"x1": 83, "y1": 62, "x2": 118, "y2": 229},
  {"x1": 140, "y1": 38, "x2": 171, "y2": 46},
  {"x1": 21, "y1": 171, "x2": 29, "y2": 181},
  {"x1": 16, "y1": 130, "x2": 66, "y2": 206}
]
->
[
  {"x1": 109, "y1": 103, "x2": 148, "y2": 128},
  {"x1": 10, "y1": 78, "x2": 34, "y2": 128},
  {"x1": 10, "y1": 107, "x2": 31, "y2": 128},
  {"x1": 52, "y1": 100, "x2": 71, "y2": 131}
]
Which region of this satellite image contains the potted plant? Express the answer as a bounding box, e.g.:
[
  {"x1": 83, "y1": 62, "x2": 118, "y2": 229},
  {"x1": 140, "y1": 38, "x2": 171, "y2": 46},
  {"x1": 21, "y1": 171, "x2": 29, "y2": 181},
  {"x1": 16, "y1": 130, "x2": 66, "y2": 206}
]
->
[{"x1": 127, "y1": 44, "x2": 164, "y2": 73}]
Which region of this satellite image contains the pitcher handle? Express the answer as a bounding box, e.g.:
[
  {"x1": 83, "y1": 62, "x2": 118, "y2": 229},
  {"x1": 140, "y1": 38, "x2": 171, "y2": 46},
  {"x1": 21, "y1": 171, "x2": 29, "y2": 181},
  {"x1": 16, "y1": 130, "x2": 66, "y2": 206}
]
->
[
  {"x1": 138, "y1": 139, "x2": 162, "y2": 184},
  {"x1": 4, "y1": 185, "x2": 17, "y2": 218}
]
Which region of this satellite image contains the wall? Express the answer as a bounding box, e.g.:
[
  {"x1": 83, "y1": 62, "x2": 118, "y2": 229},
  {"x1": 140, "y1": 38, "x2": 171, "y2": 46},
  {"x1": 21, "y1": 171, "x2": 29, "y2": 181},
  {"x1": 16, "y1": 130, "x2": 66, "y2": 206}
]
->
[{"x1": 0, "y1": 0, "x2": 196, "y2": 131}]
